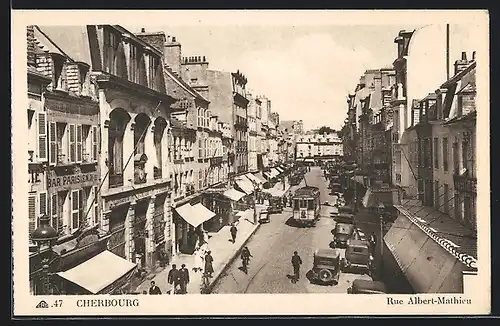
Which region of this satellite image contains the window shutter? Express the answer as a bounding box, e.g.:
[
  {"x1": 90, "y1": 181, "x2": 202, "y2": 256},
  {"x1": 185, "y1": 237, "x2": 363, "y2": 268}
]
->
[
  {"x1": 93, "y1": 186, "x2": 99, "y2": 225},
  {"x1": 92, "y1": 126, "x2": 98, "y2": 161},
  {"x1": 76, "y1": 124, "x2": 83, "y2": 163},
  {"x1": 69, "y1": 124, "x2": 76, "y2": 163},
  {"x1": 39, "y1": 191, "x2": 47, "y2": 218},
  {"x1": 49, "y1": 122, "x2": 57, "y2": 165},
  {"x1": 51, "y1": 194, "x2": 58, "y2": 229},
  {"x1": 71, "y1": 189, "x2": 79, "y2": 230},
  {"x1": 28, "y1": 195, "x2": 36, "y2": 236},
  {"x1": 37, "y1": 112, "x2": 47, "y2": 161}
]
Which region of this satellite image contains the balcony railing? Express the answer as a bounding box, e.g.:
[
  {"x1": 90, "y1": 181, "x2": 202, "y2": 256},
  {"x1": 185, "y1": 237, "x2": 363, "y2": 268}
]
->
[{"x1": 453, "y1": 174, "x2": 477, "y2": 193}]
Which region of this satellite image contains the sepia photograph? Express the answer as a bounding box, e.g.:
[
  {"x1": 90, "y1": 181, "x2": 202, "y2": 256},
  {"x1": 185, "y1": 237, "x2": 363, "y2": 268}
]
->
[{"x1": 11, "y1": 10, "x2": 490, "y2": 316}]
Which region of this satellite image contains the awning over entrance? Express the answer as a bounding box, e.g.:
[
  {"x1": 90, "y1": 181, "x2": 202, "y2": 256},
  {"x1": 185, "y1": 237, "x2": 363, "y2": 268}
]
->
[
  {"x1": 190, "y1": 203, "x2": 216, "y2": 226},
  {"x1": 222, "y1": 188, "x2": 246, "y2": 202},
  {"x1": 56, "y1": 250, "x2": 136, "y2": 294},
  {"x1": 244, "y1": 173, "x2": 263, "y2": 185},
  {"x1": 175, "y1": 203, "x2": 216, "y2": 228},
  {"x1": 235, "y1": 176, "x2": 254, "y2": 195},
  {"x1": 384, "y1": 201, "x2": 477, "y2": 293},
  {"x1": 253, "y1": 172, "x2": 267, "y2": 183}
]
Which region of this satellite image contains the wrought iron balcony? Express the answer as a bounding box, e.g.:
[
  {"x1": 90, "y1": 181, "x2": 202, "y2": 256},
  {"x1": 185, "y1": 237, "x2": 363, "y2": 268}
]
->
[{"x1": 453, "y1": 173, "x2": 477, "y2": 193}]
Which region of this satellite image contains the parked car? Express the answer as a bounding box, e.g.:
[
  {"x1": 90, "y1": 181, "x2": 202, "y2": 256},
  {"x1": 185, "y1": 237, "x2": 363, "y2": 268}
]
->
[
  {"x1": 347, "y1": 279, "x2": 387, "y2": 294},
  {"x1": 338, "y1": 205, "x2": 355, "y2": 215},
  {"x1": 310, "y1": 248, "x2": 341, "y2": 285},
  {"x1": 258, "y1": 209, "x2": 270, "y2": 223},
  {"x1": 331, "y1": 223, "x2": 355, "y2": 248},
  {"x1": 342, "y1": 240, "x2": 374, "y2": 275},
  {"x1": 335, "y1": 213, "x2": 355, "y2": 225}
]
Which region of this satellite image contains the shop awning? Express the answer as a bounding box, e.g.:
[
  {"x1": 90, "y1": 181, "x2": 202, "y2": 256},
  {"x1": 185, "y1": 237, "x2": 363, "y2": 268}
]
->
[
  {"x1": 189, "y1": 203, "x2": 216, "y2": 227},
  {"x1": 223, "y1": 188, "x2": 246, "y2": 202},
  {"x1": 56, "y1": 250, "x2": 137, "y2": 294},
  {"x1": 235, "y1": 176, "x2": 254, "y2": 195},
  {"x1": 271, "y1": 168, "x2": 280, "y2": 178},
  {"x1": 244, "y1": 173, "x2": 263, "y2": 185},
  {"x1": 304, "y1": 158, "x2": 314, "y2": 162},
  {"x1": 263, "y1": 172, "x2": 271, "y2": 180},
  {"x1": 175, "y1": 203, "x2": 193, "y2": 223},
  {"x1": 253, "y1": 172, "x2": 267, "y2": 183},
  {"x1": 275, "y1": 167, "x2": 284, "y2": 173}
]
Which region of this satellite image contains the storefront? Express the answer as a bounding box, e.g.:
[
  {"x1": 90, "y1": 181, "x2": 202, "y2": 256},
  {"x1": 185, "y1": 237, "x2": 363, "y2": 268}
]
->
[{"x1": 384, "y1": 202, "x2": 477, "y2": 293}]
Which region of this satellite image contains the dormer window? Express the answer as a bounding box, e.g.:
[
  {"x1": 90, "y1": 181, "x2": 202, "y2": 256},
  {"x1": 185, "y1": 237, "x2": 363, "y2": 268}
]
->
[
  {"x1": 77, "y1": 62, "x2": 90, "y2": 96},
  {"x1": 52, "y1": 53, "x2": 67, "y2": 91}
]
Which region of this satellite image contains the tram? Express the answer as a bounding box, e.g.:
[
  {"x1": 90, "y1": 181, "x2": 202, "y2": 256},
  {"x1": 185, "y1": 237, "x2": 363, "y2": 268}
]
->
[{"x1": 292, "y1": 186, "x2": 321, "y2": 226}]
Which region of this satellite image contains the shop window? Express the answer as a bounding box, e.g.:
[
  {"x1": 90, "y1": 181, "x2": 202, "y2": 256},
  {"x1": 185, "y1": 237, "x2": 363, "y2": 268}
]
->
[
  {"x1": 71, "y1": 189, "x2": 83, "y2": 231},
  {"x1": 37, "y1": 112, "x2": 47, "y2": 162}
]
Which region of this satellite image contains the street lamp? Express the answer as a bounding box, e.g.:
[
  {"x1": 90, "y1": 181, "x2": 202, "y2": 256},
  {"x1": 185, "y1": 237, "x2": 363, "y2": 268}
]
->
[
  {"x1": 31, "y1": 214, "x2": 58, "y2": 295},
  {"x1": 376, "y1": 202, "x2": 385, "y2": 277}
]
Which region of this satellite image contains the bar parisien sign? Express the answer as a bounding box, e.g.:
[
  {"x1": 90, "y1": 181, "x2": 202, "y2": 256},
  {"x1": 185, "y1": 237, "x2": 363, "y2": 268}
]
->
[{"x1": 48, "y1": 172, "x2": 98, "y2": 189}]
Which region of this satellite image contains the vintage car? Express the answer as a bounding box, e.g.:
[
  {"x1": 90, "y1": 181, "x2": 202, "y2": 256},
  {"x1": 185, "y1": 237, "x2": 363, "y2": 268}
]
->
[
  {"x1": 342, "y1": 240, "x2": 374, "y2": 275},
  {"x1": 268, "y1": 197, "x2": 283, "y2": 214},
  {"x1": 347, "y1": 279, "x2": 387, "y2": 294},
  {"x1": 310, "y1": 248, "x2": 341, "y2": 285},
  {"x1": 258, "y1": 209, "x2": 270, "y2": 223},
  {"x1": 335, "y1": 213, "x2": 355, "y2": 225},
  {"x1": 338, "y1": 205, "x2": 355, "y2": 215},
  {"x1": 331, "y1": 222, "x2": 355, "y2": 248}
]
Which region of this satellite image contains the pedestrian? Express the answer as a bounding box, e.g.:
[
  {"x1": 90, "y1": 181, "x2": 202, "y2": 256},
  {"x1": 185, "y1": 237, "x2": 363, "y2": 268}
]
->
[
  {"x1": 167, "y1": 264, "x2": 180, "y2": 295},
  {"x1": 148, "y1": 280, "x2": 162, "y2": 295},
  {"x1": 179, "y1": 264, "x2": 190, "y2": 294},
  {"x1": 283, "y1": 195, "x2": 287, "y2": 207},
  {"x1": 204, "y1": 250, "x2": 214, "y2": 278},
  {"x1": 230, "y1": 223, "x2": 238, "y2": 243},
  {"x1": 291, "y1": 251, "x2": 303, "y2": 281}
]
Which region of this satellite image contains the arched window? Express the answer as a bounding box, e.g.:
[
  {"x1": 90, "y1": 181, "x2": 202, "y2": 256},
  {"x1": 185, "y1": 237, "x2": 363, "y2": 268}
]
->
[
  {"x1": 108, "y1": 108, "x2": 131, "y2": 187},
  {"x1": 134, "y1": 113, "x2": 150, "y2": 156}
]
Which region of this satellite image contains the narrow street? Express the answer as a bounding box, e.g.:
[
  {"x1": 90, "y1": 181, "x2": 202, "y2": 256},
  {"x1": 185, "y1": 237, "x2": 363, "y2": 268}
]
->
[{"x1": 211, "y1": 167, "x2": 371, "y2": 294}]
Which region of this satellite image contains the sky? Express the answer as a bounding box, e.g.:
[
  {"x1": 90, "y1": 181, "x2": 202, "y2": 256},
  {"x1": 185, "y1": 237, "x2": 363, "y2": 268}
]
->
[{"x1": 126, "y1": 23, "x2": 482, "y2": 131}]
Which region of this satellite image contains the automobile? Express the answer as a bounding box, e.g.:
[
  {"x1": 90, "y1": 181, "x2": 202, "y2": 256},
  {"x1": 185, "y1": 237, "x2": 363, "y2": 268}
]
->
[
  {"x1": 310, "y1": 248, "x2": 341, "y2": 285},
  {"x1": 347, "y1": 279, "x2": 387, "y2": 294},
  {"x1": 258, "y1": 209, "x2": 270, "y2": 223},
  {"x1": 335, "y1": 213, "x2": 355, "y2": 225},
  {"x1": 338, "y1": 205, "x2": 355, "y2": 215},
  {"x1": 342, "y1": 240, "x2": 374, "y2": 275},
  {"x1": 331, "y1": 223, "x2": 355, "y2": 248},
  {"x1": 268, "y1": 197, "x2": 283, "y2": 214}
]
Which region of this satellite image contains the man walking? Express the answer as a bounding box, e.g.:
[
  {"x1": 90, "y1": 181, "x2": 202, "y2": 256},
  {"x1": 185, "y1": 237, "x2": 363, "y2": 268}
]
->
[
  {"x1": 230, "y1": 223, "x2": 238, "y2": 243},
  {"x1": 179, "y1": 264, "x2": 190, "y2": 294},
  {"x1": 167, "y1": 264, "x2": 180, "y2": 295},
  {"x1": 148, "y1": 281, "x2": 162, "y2": 295},
  {"x1": 291, "y1": 251, "x2": 303, "y2": 282}
]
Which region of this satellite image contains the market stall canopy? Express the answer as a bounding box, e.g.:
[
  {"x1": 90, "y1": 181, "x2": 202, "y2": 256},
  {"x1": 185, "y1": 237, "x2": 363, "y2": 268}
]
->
[
  {"x1": 244, "y1": 173, "x2": 263, "y2": 185},
  {"x1": 222, "y1": 188, "x2": 246, "y2": 202},
  {"x1": 235, "y1": 176, "x2": 254, "y2": 195},
  {"x1": 55, "y1": 250, "x2": 136, "y2": 294}
]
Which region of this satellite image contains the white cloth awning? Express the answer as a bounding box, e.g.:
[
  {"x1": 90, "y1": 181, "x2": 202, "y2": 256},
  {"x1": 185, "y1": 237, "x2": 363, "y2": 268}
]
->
[
  {"x1": 244, "y1": 173, "x2": 263, "y2": 185},
  {"x1": 271, "y1": 168, "x2": 280, "y2": 177},
  {"x1": 190, "y1": 203, "x2": 216, "y2": 227},
  {"x1": 56, "y1": 250, "x2": 136, "y2": 294},
  {"x1": 235, "y1": 177, "x2": 254, "y2": 195},
  {"x1": 223, "y1": 188, "x2": 246, "y2": 201},
  {"x1": 276, "y1": 167, "x2": 284, "y2": 173},
  {"x1": 175, "y1": 203, "x2": 193, "y2": 221},
  {"x1": 254, "y1": 172, "x2": 267, "y2": 183},
  {"x1": 304, "y1": 158, "x2": 314, "y2": 162},
  {"x1": 263, "y1": 172, "x2": 271, "y2": 179}
]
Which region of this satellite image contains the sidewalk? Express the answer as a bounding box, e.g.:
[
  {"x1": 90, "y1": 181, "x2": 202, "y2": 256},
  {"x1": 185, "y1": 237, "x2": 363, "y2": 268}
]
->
[{"x1": 134, "y1": 217, "x2": 260, "y2": 295}]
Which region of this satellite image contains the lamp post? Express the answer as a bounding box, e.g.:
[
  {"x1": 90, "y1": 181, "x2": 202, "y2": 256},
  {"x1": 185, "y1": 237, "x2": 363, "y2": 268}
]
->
[
  {"x1": 376, "y1": 202, "x2": 385, "y2": 278},
  {"x1": 31, "y1": 214, "x2": 59, "y2": 295}
]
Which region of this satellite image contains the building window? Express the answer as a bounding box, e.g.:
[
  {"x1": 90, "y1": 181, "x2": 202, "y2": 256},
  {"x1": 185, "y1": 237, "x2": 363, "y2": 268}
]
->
[
  {"x1": 434, "y1": 180, "x2": 440, "y2": 209},
  {"x1": 68, "y1": 124, "x2": 76, "y2": 163},
  {"x1": 453, "y1": 141, "x2": 460, "y2": 174},
  {"x1": 48, "y1": 121, "x2": 57, "y2": 165},
  {"x1": 28, "y1": 194, "x2": 36, "y2": 238},
  {"x1": 442, "y1": 137, "x2": 449, "y2": 172},
  {"x1": 39, "y1": 191, "x2": 47, "y2": 216},
  {"x1": 108, "y1": 109, "x2": 130, "y2": 187},
  {"x1": 443, "y1": 184, "x2": 449, "y2": 214},
  {"x1": 37, "y1": 112, "x2": 47, "y2": 162},
  {"x1": 433, "y1": 137, "x2": 439, "y2": 168},
  {"x1": 454, "y1": 194, "x2": 462, "y2": 221},
  {"x1": 71, "y1": 189, "x2": 83, "y2": 231}
]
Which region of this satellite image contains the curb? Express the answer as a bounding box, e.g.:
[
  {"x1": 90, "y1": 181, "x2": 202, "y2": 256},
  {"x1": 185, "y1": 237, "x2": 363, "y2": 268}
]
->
[{"x1": 205, "y1": 222, "x2": 262, "y2": 293}]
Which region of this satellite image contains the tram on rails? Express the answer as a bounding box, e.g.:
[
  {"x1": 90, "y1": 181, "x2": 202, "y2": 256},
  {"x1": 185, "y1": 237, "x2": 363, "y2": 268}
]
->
[{"x1": 292, "y1": 186, "x2": 321, "y2": 226}]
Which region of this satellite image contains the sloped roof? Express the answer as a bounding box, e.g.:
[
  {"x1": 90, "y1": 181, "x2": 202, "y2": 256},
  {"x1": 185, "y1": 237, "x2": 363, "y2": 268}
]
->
[
  {"x1": 34, "y1": 26, "x2": 92, "y2": 64},
  {"x1": 163, "y1": 66, "x2": 209, "y2": 104}
]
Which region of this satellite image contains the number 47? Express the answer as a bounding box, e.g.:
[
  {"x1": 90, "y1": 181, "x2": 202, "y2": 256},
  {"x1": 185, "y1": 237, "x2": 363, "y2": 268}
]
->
[{"x1": 53, "y1": 300, "x2": 63, "y2": 308}]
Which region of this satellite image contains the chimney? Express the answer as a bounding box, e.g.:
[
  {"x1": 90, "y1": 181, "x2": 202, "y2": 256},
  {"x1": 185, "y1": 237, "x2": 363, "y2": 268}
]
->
[
  {"x1": 141, "y1": 27, "x2": 145, "y2": 33},
  {"x1": 164, "y1": 35, "x2": 182, "y2": 75},
  {"x1": 454, "y1": 51, "x2": 471, "y2": 75},
  {"x1": 27, "y1": 25, "x2": 36, "y2": 67}
]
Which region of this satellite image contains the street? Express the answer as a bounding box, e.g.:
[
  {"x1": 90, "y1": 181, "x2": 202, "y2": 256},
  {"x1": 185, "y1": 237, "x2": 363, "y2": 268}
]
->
[{"x1": 211, "y1": 166, "x2": 372, "y2": 294}]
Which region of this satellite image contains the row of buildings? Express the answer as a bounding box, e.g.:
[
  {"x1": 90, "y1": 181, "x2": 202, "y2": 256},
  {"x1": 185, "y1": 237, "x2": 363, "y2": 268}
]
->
[
  {"x1": 27, "y1": 25, "x2": 291, "y2": 294},
  {"x1": 341, "y1": 25, "x2": 478, "y2": 293}
]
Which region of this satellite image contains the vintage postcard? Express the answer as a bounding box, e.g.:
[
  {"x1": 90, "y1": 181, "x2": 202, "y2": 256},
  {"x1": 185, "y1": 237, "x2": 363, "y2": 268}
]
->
[{"x1": 11, "y1": 10, "x2": 490, "y2": 316}]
